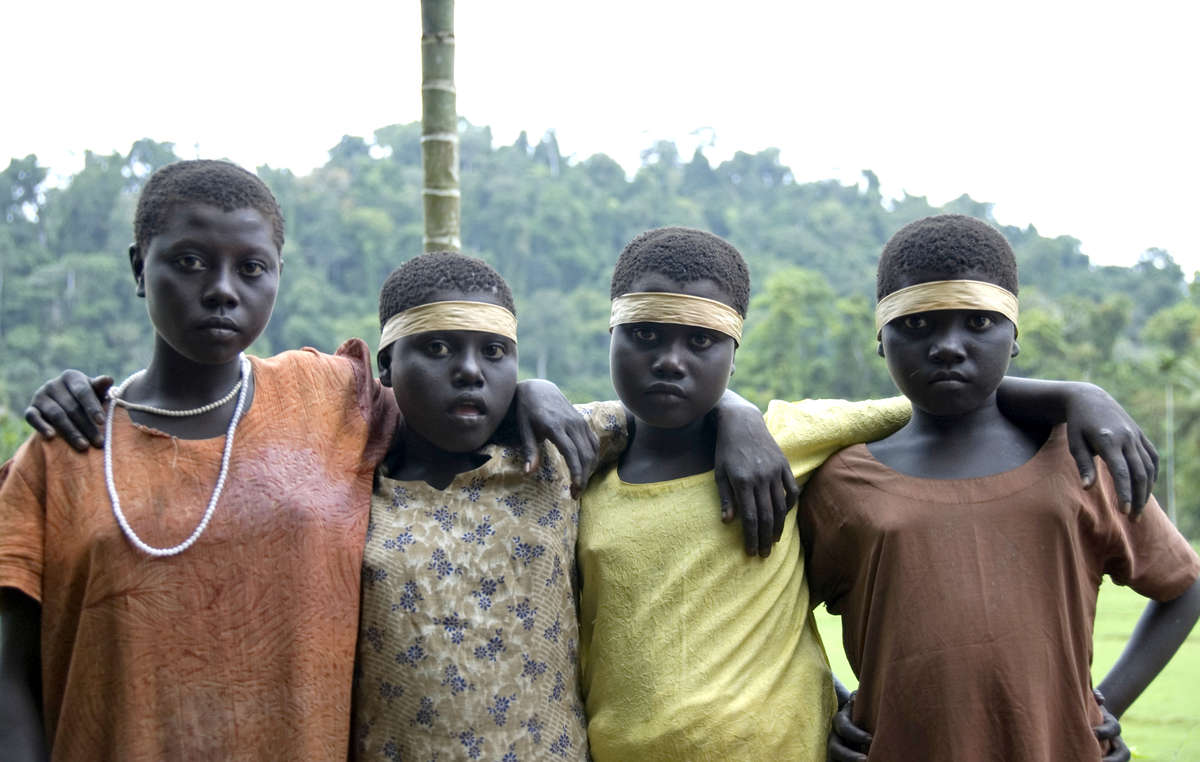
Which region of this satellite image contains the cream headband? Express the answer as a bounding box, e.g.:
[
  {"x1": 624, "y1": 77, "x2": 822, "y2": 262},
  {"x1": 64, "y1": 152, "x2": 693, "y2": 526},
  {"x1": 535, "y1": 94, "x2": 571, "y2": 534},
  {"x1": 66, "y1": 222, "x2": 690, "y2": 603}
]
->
[
  {"x1": 610, "y1": 291, "x2": 744, "y2": 343},
  {"x1": 379, "y1": 300, "x2": 518, "y2": 351},
  {"x1": 875, "y1": 279, "x2": 1019, "y2": 338}
]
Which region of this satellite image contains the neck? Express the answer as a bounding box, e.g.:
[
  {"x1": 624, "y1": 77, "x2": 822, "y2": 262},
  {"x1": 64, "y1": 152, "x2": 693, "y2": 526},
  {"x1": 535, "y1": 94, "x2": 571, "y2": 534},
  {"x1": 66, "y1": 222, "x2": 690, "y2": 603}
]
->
[
  {"x1": 619, "y1": 410, "x2": 716, "y2": 483},
  {"x1": 870, "y1": 394, "x2": 1045, "y2": 479},
  {"x1": 132, "y1": 337, "x2": 244, "y2": 407},
  {"x1": 905, "y1": 394, "x2": 1006, "y2": 441},
  {"x1": 384, "y1": 427, "x2": 490, "y2": 490}
]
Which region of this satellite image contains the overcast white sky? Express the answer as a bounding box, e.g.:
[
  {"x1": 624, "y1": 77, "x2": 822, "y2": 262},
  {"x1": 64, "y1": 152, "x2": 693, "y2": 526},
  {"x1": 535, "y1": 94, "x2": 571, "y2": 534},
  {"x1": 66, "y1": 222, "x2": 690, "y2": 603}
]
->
[{"x1": 7, "y1": 1, "x2": 1197, "y2": 276}]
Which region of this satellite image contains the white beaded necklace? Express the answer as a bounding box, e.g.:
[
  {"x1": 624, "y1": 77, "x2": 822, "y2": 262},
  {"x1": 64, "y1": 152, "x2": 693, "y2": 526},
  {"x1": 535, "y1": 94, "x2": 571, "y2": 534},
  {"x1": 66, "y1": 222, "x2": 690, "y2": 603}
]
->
[
  {"x1": 113, "y1": 375, "x2": 243, "y2": 416},
  {"x1": 104, "y1": 354, "x2": 251, "y2": 557}
]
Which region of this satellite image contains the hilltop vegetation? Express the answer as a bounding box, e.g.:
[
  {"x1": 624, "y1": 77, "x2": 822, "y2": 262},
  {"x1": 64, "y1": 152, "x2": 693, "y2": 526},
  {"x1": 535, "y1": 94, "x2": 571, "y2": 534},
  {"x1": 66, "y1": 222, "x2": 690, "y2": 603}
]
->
[{"x1": 3, "y1": 122, "x2": 1198, "y2": 533}]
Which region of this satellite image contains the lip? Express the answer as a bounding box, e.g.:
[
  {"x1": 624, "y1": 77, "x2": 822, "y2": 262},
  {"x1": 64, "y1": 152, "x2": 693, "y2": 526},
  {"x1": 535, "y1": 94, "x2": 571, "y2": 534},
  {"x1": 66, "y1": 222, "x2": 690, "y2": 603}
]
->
[
  {"x1": 929, "y1": 370, "x2": 968, "y2": 384},
  {"x1": 196, "y1": 316, "x2": 240, "y2": 333},
  {"x1": 447, "y1": 394, "x2": 488, "y2": 420},
  {"x1": 644, "y1": 382, "x2": 686, "y2": 398}
]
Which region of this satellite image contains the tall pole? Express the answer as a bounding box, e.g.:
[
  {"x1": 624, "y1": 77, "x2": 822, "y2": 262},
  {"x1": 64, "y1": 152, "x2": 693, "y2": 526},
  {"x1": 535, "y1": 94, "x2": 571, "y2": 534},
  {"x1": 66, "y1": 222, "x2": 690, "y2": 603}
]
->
[{"x1": 421, "y1": 0, "x2": 460, "y2": 251}]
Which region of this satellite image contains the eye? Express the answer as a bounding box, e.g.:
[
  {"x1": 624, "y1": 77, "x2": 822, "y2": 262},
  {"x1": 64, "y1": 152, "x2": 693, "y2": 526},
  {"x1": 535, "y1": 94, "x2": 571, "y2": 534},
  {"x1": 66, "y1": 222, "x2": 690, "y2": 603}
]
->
[
  {"x1": 689, "y1": 331, "x2": 716, "y2": 350},
  {"x1": 239, "y1": 260, "x2": 268, "y2": 277},
  {"x1": 482, "y1": 342, "x2": 508, "y2": 360},
  {"x1": 424, "y1": 339, "x2": 450, "y2": 358},
  {"x1": 968, "y1": 313, "x2": 995, "y2": 330},
  {"x1": 901, "y1": 314, "x2": 928, "y2": 330},
  {"x1": 174, "y1": 253, "x2": 206, "y2": 272},
  {"x1": 631, "y1": 326, "x2": 658, "y2": 343}
]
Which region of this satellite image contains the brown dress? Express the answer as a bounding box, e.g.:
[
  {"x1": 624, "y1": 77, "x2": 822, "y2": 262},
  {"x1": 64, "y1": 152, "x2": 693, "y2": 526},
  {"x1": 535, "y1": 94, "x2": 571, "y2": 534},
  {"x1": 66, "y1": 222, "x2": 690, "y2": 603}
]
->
[
  {"x1": 0, "y1": 340, "x2": 394, "y2": 760},
  {"x1": 799, "y1": 425, "x2": 1200, "y2": 762}
]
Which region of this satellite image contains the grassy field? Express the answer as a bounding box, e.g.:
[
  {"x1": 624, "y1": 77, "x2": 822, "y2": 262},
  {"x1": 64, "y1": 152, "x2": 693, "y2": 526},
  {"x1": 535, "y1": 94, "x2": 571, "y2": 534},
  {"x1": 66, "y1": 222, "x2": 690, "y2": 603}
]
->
[{"x1": 813, "y1": 566, "x2": 1200, "y2": 760}]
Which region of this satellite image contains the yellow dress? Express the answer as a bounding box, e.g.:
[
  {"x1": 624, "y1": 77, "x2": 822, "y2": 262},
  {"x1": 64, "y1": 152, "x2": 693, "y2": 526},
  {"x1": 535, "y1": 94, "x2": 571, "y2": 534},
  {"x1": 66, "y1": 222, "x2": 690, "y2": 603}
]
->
[{"x1": 578, "y1": 396, "x2": 910, "y2": 761}]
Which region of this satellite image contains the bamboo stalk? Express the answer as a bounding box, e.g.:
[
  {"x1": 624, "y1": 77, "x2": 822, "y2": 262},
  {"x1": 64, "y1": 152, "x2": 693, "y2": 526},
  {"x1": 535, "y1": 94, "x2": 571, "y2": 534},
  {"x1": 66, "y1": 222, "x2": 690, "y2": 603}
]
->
[{"x1": 421, "y1": 0, "x2": 460, "y2": 251}]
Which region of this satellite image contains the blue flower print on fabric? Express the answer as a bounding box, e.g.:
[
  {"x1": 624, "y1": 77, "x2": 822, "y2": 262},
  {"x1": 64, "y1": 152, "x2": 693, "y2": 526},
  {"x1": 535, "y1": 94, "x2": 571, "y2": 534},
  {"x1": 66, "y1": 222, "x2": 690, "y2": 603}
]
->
[
  {"x1": 549, "y1": 671, "x2": 565, "y2": 702},
  {"x1": 435, "y1": 612, "x2": 471, "y2": 644},
  {"x1": 470, "y1": 575, "x2": 505, "y2": 611},
  {"x1": 522, "y1": 715, "x2": 544, "y2": 746},
  {"x1": 363, "y1": 624, "x2": 385, "y2": 653},
  {"x1": 363, "y1": 564, "x2": 388, "y2": 589},
  {"x1": 459, "y1": 728, "x2": 484, "y2": 759},
  {"x1": 427, "y1": 506, "x2": 458, "y2": 532},
  {"x1": 389, "y1": 485, "x2": 413, "y2": 511},
  {"x1": 497, "y1": 493, "x2": 529, "y2": 517},
  {"x1": 508, "y1": 598, "x2": 537, "y2": 631},
  {"x1": 461, "y1": 515, "x2": 496, "y2": 546},
  {"x1": 548, "y1": 725, "x2": 574, "y2": 758},
  {"x1": 441, "y1": 664, "x2": 473, "y2": 695},
  {"x1": 543, "y1": 616, "x2": 561, "y2": 644},
  {"x1": 413, "y1": 696, "x2": 438, "y2": 728},
  {"x1": 382, "y1": 739, "x2": 401, "y2": 760},
  {"x1": 474, "y1": 629, "x2": 506, "y2": 662},
  {"x1": 379, "y1": 680, "x2": 405, "y2": 704},
  {"x1": 511, "y1": 537, "x2": 545, "y2": 566},
  {"x1": 537, "y1": 506, "x2": 563, "y2": 528},
  {"x1": 545, "y1": 555, "x2": 563, "y2": 588},
  {"x1": 534, "y1": 458, "x2": 557, "y2": 484},
  {"x1": 502, "y1": 746, "x2": 519, "y2": 762},
  {"x1": 460, "y1": 476, "x2": 487, "y2": 502},
  {"x1": 427, "y1": 548, "x2": 462, "y2": 579},
  {"x1": 602, "y1": 412, "x2": 623, "y2": 434},
  {"x1": 520, "y1": 653, "x2": 547, "y2": 682},
  {"x1": 392, "y1": 580, "x2": 424, "y2": 613},
  {"x1": 488, "y1": 692, "x2": 517, "y2": 726},
  {"x1": 395, "y1": 637, "x2": 428, "y2": 668},
  {"x1": 382, "y1": 527, "x2": 415, "y2": 553}
]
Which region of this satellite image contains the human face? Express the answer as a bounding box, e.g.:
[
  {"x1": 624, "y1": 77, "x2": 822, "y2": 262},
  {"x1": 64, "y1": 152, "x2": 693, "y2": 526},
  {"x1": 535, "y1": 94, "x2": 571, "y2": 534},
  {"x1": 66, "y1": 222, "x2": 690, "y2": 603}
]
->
[
  {"x1": 380, "y1": 290, "x2": 518, "y2": 453},
  {"x1": 132, "y1": 202, "x2": 280, "y2": 366},
  {"x1": 879, "y1": 299, "x2": 1017, "y2": 417},
  {"x1": 610, "y1": 275, "x2": 736, "y2": 430}
]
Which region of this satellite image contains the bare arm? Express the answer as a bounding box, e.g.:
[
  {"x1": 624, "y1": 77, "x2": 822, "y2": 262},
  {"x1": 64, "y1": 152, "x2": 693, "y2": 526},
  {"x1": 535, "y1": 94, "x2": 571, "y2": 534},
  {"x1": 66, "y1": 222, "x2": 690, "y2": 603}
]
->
[
  {"x1": 0, "y1": 588, "x2": 47, "y2": 761},
  {"x1": 712, "y1": 389, "x2": 800, "y2": 558},
  {"x1": 996, "y1": 378, "x2": 1157, "y2": 514},
  {"x1": 1096, "y1": 577, "x2": 1200, "y2": 718}
]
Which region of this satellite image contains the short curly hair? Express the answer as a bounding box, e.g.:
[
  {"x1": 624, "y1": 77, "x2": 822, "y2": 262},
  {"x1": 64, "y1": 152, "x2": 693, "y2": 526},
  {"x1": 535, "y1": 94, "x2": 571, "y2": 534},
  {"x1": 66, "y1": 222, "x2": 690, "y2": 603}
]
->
[
  {"x1": 134, "y1": 160, "x2": 285, "y2": 253},
  {"x1": 378, "y1": 251, "x2": 516, "y2": 329},
  {"x1": 610, "y1": 227, "x2": 750, "y2": 316},
  {"x1": 877, "y1": 214, "x2": 1017, "y2": 300}
]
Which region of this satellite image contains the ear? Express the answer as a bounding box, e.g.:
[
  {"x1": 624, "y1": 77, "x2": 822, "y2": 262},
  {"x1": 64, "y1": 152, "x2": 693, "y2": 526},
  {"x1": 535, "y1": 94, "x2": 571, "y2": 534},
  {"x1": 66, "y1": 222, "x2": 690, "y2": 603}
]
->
[
  {"x1": 377, "y1": 347, "x2": 393, "y2": 387},
  {"x1": 877, "y1": 342, "x2": 885, "y2": 358},
  {"x1": 129, "y1": 244, "x2": 146, "y2": 297},
  {"x1": 1010, "y1": 340, "x2": 1020, "y2": 358}
]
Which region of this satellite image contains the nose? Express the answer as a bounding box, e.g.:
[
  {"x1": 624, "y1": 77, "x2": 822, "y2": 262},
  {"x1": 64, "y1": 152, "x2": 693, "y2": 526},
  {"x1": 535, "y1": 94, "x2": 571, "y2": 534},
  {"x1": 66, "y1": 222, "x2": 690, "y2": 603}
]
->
[
  {"x1": 201, "y1": 266, "x2": 239, "y2": 309},
  {"x1": 651, "y1": 342, "x2": 686, "y2": 379},
  {"x1": 928, "y1": 326, "x2": 966, "y2": 364},
  {"x1": 452, "y1": 350, "x2": 484, "y2": 387}
]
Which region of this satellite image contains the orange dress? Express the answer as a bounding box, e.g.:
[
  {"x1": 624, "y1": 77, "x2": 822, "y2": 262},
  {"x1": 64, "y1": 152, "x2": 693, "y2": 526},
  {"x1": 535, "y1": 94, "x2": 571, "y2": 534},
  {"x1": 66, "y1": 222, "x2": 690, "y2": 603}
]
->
[{"x1": 0, "y1": 340, "x2": 394, "y2": 760}]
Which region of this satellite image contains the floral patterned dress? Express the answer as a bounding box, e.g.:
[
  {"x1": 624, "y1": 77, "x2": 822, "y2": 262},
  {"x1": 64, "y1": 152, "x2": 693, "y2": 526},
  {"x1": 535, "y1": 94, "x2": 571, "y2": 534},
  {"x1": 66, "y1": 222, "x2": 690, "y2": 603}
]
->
[{"x1": 353, "y1": 402, "x2": 626, "y2": 761}]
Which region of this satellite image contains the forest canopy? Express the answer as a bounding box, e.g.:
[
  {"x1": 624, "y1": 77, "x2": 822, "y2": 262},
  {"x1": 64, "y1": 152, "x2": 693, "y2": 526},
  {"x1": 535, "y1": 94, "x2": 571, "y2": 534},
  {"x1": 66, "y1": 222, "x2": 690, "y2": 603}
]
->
[{"x1": 2, "y1": 123, "x2": 1198, "y2": 533}]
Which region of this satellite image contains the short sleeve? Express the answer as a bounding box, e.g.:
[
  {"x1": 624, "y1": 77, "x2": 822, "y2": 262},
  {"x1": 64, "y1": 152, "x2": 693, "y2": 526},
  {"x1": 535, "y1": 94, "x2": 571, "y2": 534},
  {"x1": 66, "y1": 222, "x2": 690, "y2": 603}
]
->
[
  {"x1": 797, "y1": 459, "x2": 852, "y2": 611},
  {"x1": 332, "y1": 338, "x2": 400, "y2": 467},
  {"x1": 1092, "y1": 470, "x2": 1200, "y2": 601},
  {"x1": 0, "y1": 439, "x2": 50, "y2": 602},
  {"x1": 765, "y1": 396, "x2": 910, "y2": 485},
  {"x1": 576, "y1": 401, "x2": 629, "y2": 469}
]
